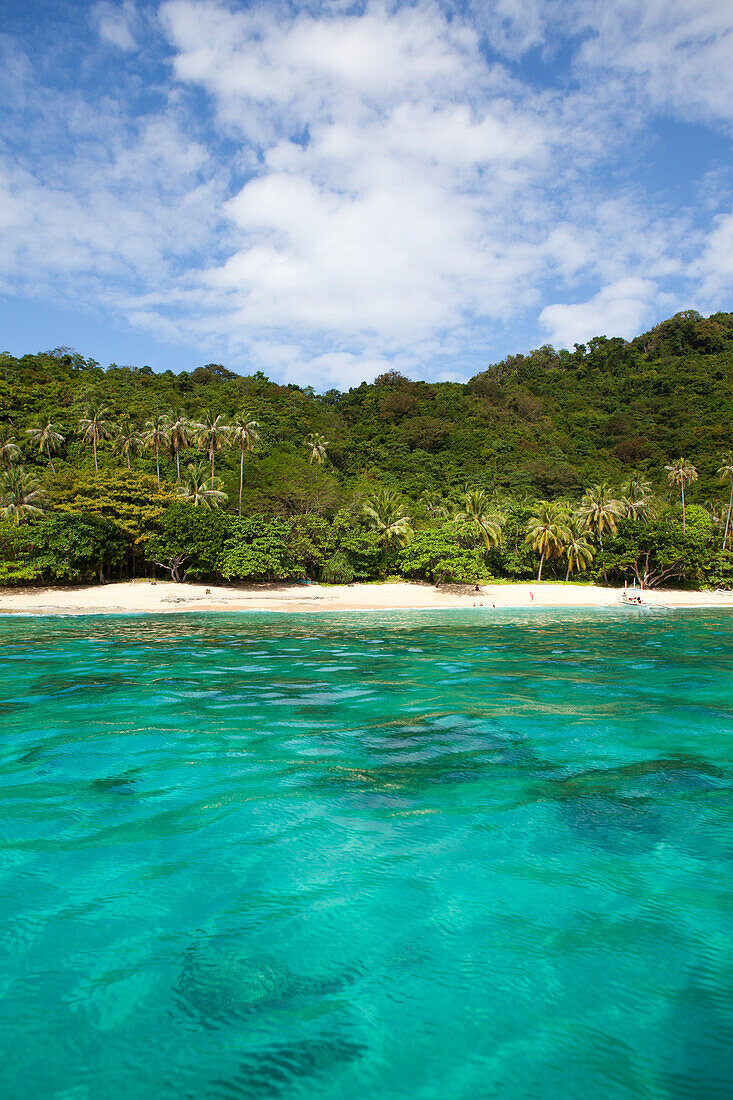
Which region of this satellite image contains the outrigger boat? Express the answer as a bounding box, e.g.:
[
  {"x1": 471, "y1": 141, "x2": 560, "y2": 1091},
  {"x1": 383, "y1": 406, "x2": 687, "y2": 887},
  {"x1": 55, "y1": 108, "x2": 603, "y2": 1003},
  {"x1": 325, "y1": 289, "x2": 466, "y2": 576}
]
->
[{"x1": 619, "y1": 577, "x2": 643, "y2": 605}]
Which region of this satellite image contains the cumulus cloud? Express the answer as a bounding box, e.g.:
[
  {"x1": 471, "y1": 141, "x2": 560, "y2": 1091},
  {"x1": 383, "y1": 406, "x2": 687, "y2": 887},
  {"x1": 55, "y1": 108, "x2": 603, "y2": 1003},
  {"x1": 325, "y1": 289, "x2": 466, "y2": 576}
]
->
[
  {"x1": 539, "y1": 277, "x2": 659, "y2": 348},
  {"x1": 1, "y1": 0, "x2": 731, "y2": 385}
]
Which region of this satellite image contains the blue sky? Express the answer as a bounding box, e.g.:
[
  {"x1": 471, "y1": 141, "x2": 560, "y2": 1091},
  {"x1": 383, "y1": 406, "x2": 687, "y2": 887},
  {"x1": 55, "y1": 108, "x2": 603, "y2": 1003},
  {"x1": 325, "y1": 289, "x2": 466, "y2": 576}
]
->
[{"x1": 1, "y1": 0, "x2": 732, "y2": 388}]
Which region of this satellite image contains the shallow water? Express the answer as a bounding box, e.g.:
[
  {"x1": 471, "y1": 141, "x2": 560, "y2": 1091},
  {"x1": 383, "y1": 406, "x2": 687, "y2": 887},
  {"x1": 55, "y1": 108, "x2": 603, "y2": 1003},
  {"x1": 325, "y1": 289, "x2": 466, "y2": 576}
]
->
[{"x1": 1, "y1": 608, "x2": 732, "y2": 1099}]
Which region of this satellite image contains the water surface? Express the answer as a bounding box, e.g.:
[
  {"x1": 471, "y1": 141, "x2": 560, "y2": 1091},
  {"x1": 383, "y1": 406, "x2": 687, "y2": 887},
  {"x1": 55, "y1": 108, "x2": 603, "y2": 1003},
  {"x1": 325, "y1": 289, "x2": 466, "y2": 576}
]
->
[{"x1": 1, "y1": 609, "x2": 732, "y2": 1099}]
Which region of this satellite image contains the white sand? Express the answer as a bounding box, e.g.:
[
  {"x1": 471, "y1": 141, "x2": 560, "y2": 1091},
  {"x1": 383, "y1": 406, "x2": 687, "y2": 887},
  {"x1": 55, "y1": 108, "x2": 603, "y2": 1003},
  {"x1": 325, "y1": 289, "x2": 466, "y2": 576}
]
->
[{"x1": 0, "y1": 579, "x2": 731, "y2": 615}]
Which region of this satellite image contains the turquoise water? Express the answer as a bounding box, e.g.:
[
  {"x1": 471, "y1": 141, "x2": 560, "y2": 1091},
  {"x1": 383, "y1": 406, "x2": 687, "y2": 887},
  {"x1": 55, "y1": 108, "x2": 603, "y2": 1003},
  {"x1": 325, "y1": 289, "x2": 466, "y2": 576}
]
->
[{"x1": 1, "y1": 609, "x2": 732, "y2": 1099}]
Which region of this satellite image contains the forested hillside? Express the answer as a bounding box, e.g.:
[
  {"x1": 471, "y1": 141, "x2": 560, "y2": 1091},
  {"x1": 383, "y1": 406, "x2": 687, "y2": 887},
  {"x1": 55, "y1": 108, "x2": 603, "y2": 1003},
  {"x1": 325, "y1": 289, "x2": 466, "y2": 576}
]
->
[{"x1": 1, "y1": 309, "x2": 732, "y2": 589}]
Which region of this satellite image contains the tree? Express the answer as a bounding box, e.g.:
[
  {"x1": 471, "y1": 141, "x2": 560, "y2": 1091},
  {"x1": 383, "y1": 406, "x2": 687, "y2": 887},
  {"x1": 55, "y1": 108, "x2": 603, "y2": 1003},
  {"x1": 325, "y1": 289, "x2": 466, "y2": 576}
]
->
[
  {"x1": 79, "y1": 402, "x2": 111, "y2": 473},
  {"x1": 143, "y1": 414, "x2": 170, "y2": 491},
  {"x1": 598, "y1": 508, "x2": 713, "y2": 589},
  {"x1": 562, "y1": 515, "x2": 594, "y2": 580},
  {"x1": 168, "y1": 412, "x2": 191, "y2": 483},
  {"x1": 0, "y1": 425, "x2": 21, "y2": 470},
  {"x1": 304, "y1": 432, "x2": 329, "y2": 465},
  {"x1": 0, "y1": 467, "x2": 46, "y2": 523},
  {"x1": 619, "y1": 477, "x2": 654, "y2": 520},
  {"x1": 147, "y1": 501, "x2": 230, "y2": 581},
  {"x1": 114, "y1": 422, "x2": 143, "y2": 470},
  {"x1": 179, "y1": 462, "x2": 228, "y2": 508},
  {"x1": 231, "y1": 413, "x2": 261, "y2": 516},
  {"x1": 420, "y1": 490, "x2": 449, "y2": 519},
  {"x1": 398, "y1": 525, "x2": 492, "y2": 584},
  {"x1": 665, "y1": 457, "x2": 698, "y2": 533},
  {"x1": 195, "y1": 411, "x2": 230, "y2": 480},
  {"x1": 454, "y1": 489, "x2": 503, "y2": 550},
  {"x1": 25, "y1": 418, "x2": 64, "y2": 473},
  {"x1": 363, "y1": 488, "x2": 412, "y2": 552},
  {"x1": 718, "y1": 454, "x2": 733, "y2": 550},
  {"x1": 524, "y1": 501, "x2": 569, "y2": 580},
  {"x1": 578, "y1": 483, "x2": 623, "y2": 548},
  {"x1": 220, "y1": 516, "x2": 306, "y2": 581}
]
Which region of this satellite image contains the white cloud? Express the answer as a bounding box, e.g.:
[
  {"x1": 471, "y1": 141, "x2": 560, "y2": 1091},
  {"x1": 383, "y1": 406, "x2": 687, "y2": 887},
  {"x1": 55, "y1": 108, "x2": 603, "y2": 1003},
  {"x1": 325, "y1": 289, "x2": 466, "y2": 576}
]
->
[
  {"x1": 575, "y1": 0, "x2": 733, "y2": 127},
  {"x1": 91, "y1": 1, "x2": 139, "y2": 51},
  {"x1": 158, "y1": 0, "x2": 573, "y2": 353},
  {"x1": 696, "y1": 211, "x2": 733, "y2": 300},
  {"x1": 1, "y1": 0, "x2": 731, "y2": 387},
  {"x1": 539, "y1": 277, "x2": 659, "y2": 348}
]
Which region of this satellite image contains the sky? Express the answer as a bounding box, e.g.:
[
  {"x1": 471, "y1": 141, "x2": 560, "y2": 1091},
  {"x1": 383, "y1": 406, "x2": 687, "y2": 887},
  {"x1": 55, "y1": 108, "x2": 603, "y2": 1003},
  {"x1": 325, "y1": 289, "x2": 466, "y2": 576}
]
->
[{"x1": 1, "y1": 0, "x2": 732, "y2": 389}]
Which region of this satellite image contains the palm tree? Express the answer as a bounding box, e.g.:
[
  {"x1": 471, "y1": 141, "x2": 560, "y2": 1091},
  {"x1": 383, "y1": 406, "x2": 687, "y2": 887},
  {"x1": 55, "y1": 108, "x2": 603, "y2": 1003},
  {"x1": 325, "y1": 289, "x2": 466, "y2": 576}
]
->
[
  {"x1": 562, "y1": 515, "x2": 595, "y2": 581},
  {"x1": 143, "y1": 414, "x2": 170, "y2": 491},
  {"x1": 524, "y1": 501, "x2": 570, "y2": 581},
  {"x1": 231, "y1": 413, "x2": 261, "y2": 516},
  {"x1": 79, "y1": 402, "x2": 111, "y2": 473},
  {"x1": 665, "y1": 458, "x2": 698, "y2": 532},
  {"x1": 168, "y1": 412, "x2": 191, "y2": 483},
  {"x1": 363, "y1": 488, "x2": 412, "y2": 552},
  {"x1": 114, "y1": 422, "x2": 143, "y2": 470},
  {"x1": 0, "y1": 424, "x2": 21, "y2": 470},
  {"x1": 718, "y1": 453, "x2": 733, "y2": 550},
  {"x1": 195, "y1": 411, "x2": 230, "y2": 480},
  {"x1": 420, "y1": 490, "x2": 448, "y2": 519},
  {"x1": 0, "y1": 467, "x2": 45, "y2": 523},
  {"x1": 25, "y1": 418, "x2": 64, "y2": 474},
  {"x1": 304, "y1": 432, "x2": 329, "y2": 465},
  {"x1": 178, "y1": 462, "x2": 228, "y2": 508},
  {"x1": 454, "y1": 489, "x2": 503, "y2": 550},
  {"x1": 578, "y1": 482, "x2": 624, "y2": 548},
  {"x1": 619, "y1": 477, "x2": 654, "y2": 520}
]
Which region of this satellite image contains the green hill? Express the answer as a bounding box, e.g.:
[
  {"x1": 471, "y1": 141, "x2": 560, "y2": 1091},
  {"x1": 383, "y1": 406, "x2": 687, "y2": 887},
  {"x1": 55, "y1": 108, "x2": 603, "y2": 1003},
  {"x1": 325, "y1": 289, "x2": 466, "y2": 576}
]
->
[{"x1": 1, "y1": 308, "x2": 732, "y2": 589}]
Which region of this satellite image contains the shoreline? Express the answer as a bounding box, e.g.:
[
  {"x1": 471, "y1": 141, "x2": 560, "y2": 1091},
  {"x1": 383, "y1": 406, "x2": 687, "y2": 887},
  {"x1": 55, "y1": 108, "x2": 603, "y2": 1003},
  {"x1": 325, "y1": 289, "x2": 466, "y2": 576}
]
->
[{"x1": 1, "y1": 579, "x2": 732, "y2": 616}]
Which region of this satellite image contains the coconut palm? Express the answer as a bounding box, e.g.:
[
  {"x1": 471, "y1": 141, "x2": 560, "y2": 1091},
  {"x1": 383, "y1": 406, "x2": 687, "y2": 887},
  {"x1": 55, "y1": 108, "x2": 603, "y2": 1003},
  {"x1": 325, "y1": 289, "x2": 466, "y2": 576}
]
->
[
  {"x1": 665, "y1": 457, "x2": 698, "y2": 532},
  {"x1": 178, "y1": 462, "x2": 228, "y2": 508},
  {"x1": 114, "y1": 422, "x2": 143, "y2": 470},
  {"x1": 168, "y1": 412, "x2": 191, "y2": 483},
  {"x1": 619, "y1": 477, "x2": 654, "y2": 520},
  {"x1": 524, "y1": 501, "x2": 570, "y2": 581},
  {"x1": 454, "y1": 489, "x2": 503, "y2": 550},
  {"x1": 25, "y1": 418, "x2": 64, "y2": 474},
  {"x1": 231, "y1": 413, "x2": 261, "y2": 516},
  {"x1": 578, "y1": 482, "x2": 624, "y2": 548},
  {"x1": 0, "y1": 467, "x2": 46, "y2": 524},
  {"x1": 79, "y1": 402, "x2": 111, "y2": 474},
  {"x1": 562, "y1": 515, "x2": 595, "y2": 581},
  {"x1": 420, "y1": 490, "x2": 449, "y2": 519},
  {"x1": 0, "y1": 424, "x2": 21, "y2": 470},
  {"x1": 143, "y1": 414, "x2": 170, "y2": 491},
  {"x1": 718, "y1": 453, "x2": 733, "y2": 550},
  {"x1": 195, "y1": 411, "x2": 230, "y2": 480},
  {"x1": 363, "y1": 488, "x2": 412, "y2": 551},
  {"x1": 304, "y1": 432, "x2": 328, "y2": 465}
]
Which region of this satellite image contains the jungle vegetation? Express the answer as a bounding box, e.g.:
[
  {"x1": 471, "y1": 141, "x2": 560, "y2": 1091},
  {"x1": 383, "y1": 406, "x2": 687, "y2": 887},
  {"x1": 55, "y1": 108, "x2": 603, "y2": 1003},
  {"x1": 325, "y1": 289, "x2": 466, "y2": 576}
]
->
[{"x1": 1, "y1": 309, "x2": 732, "y2": 589}]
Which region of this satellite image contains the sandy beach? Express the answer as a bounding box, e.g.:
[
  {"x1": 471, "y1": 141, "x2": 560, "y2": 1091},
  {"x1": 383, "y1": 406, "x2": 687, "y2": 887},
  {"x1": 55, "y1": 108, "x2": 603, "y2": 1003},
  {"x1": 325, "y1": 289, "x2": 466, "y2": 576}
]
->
[{"x1": 0, "y1": 579, "x2": 732, "y2": 615}]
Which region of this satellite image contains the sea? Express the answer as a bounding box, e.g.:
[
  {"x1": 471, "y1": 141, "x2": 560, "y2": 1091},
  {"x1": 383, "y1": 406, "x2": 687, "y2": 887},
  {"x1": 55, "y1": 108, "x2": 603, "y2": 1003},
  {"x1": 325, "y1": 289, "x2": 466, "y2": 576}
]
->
[{"x1": 1, "y1": 608, "x2": 732, "y2": 1099}]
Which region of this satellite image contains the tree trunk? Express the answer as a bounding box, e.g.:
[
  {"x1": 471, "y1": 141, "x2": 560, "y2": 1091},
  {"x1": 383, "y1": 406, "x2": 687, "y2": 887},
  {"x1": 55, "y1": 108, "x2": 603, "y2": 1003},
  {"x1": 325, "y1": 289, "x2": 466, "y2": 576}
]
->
[
  {"x1": 176, "y1": 448, "x2": 180, "y2": 482},
  {"x1": 211, "y1": 446, "x2": 215, "y2": 482},
  {"x1": 681, "y1": 481, "x2": 686, "y2": 532},
  {"x1": 723, "y1": 480, "x2": 733, "y2": 549},
  {"x1": 93, "y1": 435, "x2": 98, "y2": 473},
  {"x1": 537, "y1": 551, "x2": 545, "y2": 581},
  {"x1": 47, "y1": 443, "x2": 56, "y2": 474},
  {"x1": 155, "y1": 439, "x2": 161, "y2": 491},
  {"x1": 239, "y1": 448, "x2": 244, "y2": 517},
  {"x1": 126, "y1": 451, "x2": 131, "y2": 470},
  {"x1": 565, "y1": 561, "x2": 571, "y2": 582}
]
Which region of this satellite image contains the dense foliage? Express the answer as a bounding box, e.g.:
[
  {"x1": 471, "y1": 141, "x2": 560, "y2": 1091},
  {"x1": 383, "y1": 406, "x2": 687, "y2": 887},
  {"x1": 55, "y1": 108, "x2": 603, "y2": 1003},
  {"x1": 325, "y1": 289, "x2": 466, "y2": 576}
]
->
[{"x1": 1, "y1": 308, "x2": 732, "y2": 589}]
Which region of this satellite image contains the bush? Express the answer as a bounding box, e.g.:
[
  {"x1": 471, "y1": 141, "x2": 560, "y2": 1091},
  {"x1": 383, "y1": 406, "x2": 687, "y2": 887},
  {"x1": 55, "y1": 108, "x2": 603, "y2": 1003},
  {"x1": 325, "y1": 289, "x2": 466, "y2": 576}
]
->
[{"x1": 321, "y1": 552, "x2": 355, "y2": 585}]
